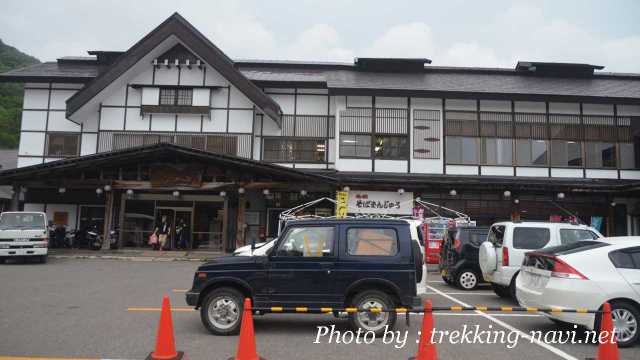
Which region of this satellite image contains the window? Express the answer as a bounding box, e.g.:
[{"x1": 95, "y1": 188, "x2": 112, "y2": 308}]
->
[
  {"x1": 340, "y1": 134, "x2": 371, "y2": 158},
  {"x1": 586, "y1": 142, "x2": 617, "y2": 168},
  {"x1": 446, "y1": 136, "x2": 479, "y2": 164},
  {"x1": 513, "y1": 227, "x2": 550, "y2": 249},
  {"x1": 609, "y1": 250, "x2": 635, "y2": 269},
  {"x1": 159, "y1": 88, "x2": 193, "y2": 106},
  {"x1": 559, "y1": 229, "x2": 599, "y2": 245},
  {"x1": 263, "y1": 138, "x2": 326, "y2": 162},
  {"x1": 275, "y1": 226, "x2": 334, "y2": 257},
  {"x1": 413, "y1": 109, "x2": 441, "y2": 159},
  {"x1": 482, "y1": 138, "x2": 513, "y2": 165},
  {"x1": 374, "y1": 135, "x2": 408, "y2": 159},
  {"x1": 619, "y1": 143, "x2": 637, "y2": 169},
  {"x1": 551, "y1": 140, "x2": 582, "y2": 167},
  {"x1": 516, "y1": 139, "x2": 548, "y2": 166},
  {"x1": 469, "y1": 231, "x2": 488, "y2": 246},
  {"x1": 46, "y1": 133, "x2": 80, "y2": 157},
  {"x1": 347, "y1": 228, "x2": 398, "y2": 256},
  {"x1": 488, "y1": 225, "x2": 505, "y2": 245},
  {"x1": 206, "y1": 136, "x2": 237, "y2": 155}
]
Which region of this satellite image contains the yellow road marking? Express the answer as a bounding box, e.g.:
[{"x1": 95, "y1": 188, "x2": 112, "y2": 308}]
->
[
  {"x1": 295, "y1": 307, "x2": 308, "y2": 312},
  {"x1": 395, "y1": 307, "x2": 408, "y2": 313},
  {"x1": 171, "y1": 289, "x2": 188, "y2": 293},
  {"x1": 271, "y1": 307, "x2": 283, "y2": 312},
  {"x1": 345, "y1": 307, "x2": 358, "y2": 313},
  {"x1": 550, "y1": 307, "x2": 563, "y2": 313},
  {"x1": 501, "y1": 307, "x2": 513, "y2": 312},
  {"x1": 475, "y1": 306, "x2": 488, "y2": 311},
  {"x1": 576, "y1": 308, "x2": 589, "y2": 313},
  {"x1": 127, "y1": 307, "x2": 195, "y2": 312},
  {"x1": 320, "y1": 307, "x2": 333, "y2": 313},
  {"x1": 527, "y1": 307, "x2": 539, "y2": 312},
  {"x1": 450, "y1": 306, "x2": 463, "y2": 311}
]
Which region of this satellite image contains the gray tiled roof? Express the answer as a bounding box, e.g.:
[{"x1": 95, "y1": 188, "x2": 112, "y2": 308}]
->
[{"x1": 2, "y1": 59, "x2": 640, "y2": 100}]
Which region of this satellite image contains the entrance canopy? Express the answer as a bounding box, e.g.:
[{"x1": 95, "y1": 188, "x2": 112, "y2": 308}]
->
[{"x1": 0, "y1": 143, "x2": 336, "y2": 191}]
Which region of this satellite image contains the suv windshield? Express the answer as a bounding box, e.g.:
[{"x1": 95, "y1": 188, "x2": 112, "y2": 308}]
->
[{"x1": 0, "y1": 213, "x2": 46, "y2": 230}]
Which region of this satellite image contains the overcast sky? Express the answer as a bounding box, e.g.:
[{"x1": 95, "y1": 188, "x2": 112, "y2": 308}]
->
[{"x1": 1, "y1": 0, "x2": 639, "y2": 72}]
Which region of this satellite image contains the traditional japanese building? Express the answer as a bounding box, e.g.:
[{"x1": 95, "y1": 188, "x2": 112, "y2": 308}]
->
[{"x1": 1, "y1": 13, "x2": 639, "y2": 251}]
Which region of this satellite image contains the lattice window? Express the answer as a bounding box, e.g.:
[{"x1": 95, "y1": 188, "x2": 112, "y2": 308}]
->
[
  {"x1": 46, "y1": 133, "x2": 80, "y2": 157},
  {"x1": 445, "y1": 111, "x2": 478, "y2": 136},
  {"x1": 413, "y1": 109, "x2": 440, "y2": 159}
]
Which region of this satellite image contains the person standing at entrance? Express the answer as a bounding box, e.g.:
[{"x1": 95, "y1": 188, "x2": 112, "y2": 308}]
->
[
  {"x1": 154, "y1": 215, "x2": 170, "y2": 251},
  {"x1": 176, "y1": 218, "x2": 188, "y2": 250}
]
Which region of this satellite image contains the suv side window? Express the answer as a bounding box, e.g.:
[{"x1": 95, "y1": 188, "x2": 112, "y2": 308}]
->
[
  {"x1": 275, "y1": 226, "x2": 334, "y2": 257},
  {"x1": 559, "y1": 229, "x2": 599, "y2": 245},
  {"x1": 488, "y1": 225, "x2": 505, "y2": 246},
  {"x1": 469, "y1": 231, "x2": 486, "y2": 246},
  {"x1": 513, "y1": 227, "x2": 550, "y2": 249},
  {"x1": 347, "y1": 227, "x2": 398, "y2": 256},
  {"x1": 609, "y1": 250, "x2": 635, "y2": 269}
]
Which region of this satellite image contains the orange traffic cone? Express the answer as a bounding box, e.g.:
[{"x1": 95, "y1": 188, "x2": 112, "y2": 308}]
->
[
  {"x1": 229, "y1": 298, "x2": 264, "y2": 360},
  {"x1": 409, "y1": 299, "x2": 438, "y2": 360},
  {"x1": 147, "y1": 295, "x2": 184, "y2": 360},
  {"x1": 596, "y1": 302, "x2": 619, "y2": 360}
]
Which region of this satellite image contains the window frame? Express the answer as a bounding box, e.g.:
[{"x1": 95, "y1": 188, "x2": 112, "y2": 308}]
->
[
  {"x1": 263, "y1": 137, "x2": 327, "y2": 163},
  {"x1": 45, "y1": 132, "x2": 80, "y2": 158},
  {"x1": 339, "y1": 133, "x2": 372, "y2": 159},
  {"x1": 273, "y1": 225, "x2": 336, "y2": 258},
  {"x1": 159, "y1": 87, "x2": 193, "y2": 106},
  {"x1": 345, "y1": 226, "x2": 400, "y2": 257},
  {"x1": 373, "y1": 134, "x2": 409, "y2": 160},
  {"x1": 446, "y1": 136, "x2": 480, "y2": 165}
]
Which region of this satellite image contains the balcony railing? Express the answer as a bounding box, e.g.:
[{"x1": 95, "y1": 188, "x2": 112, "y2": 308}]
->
[{"x1": 97, "y1": 131, "x2": 253, "y2": 158}]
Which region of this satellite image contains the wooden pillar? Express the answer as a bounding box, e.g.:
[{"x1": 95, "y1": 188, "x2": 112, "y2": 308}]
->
[
  {"x1": 10, "y1": 185, "x2": 20, "y2": 211},
  {"x1": 118, "y1": 192, "x2": 126, "y2": 248},
  {"x1": 102, "y1": 190, "x2": 114, "y2": 250},
  {"x1": 236, "y1": 193, "x2": 246, "y2": 249}
]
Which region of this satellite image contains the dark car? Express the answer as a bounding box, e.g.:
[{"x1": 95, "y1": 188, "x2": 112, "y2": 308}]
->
[
  {"x1": 439, "y1": 226, "x2": 489, "y2": 290},
  {"x1": 186, "y1": 218, "x2": 422, "y2": 335}
]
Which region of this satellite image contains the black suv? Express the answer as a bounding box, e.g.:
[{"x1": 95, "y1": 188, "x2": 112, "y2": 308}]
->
[
  {"x1": 439, "y1": 226, "x2": 489, "y2": 290},
  {"x1": 186, "y1": 219, "x2": 422, "y2": 335}
]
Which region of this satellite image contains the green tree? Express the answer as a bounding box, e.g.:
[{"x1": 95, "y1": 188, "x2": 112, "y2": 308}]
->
[{"x1": 0, "y1": 39, "x2": 40, "y2": 148}]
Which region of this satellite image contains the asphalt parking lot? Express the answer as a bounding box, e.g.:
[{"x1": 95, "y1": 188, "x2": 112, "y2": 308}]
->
[{"x1": 0, "y1": 258, "x2": 637, "y2": 360}]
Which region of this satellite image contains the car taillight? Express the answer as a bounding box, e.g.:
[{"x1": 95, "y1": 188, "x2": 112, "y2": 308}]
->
[
  {"x1": 502, "y1": 246, "x2": 509, "y2": 266},
  {"x1": 551, "y1": 257, "x2": 588, "y2": 280}
]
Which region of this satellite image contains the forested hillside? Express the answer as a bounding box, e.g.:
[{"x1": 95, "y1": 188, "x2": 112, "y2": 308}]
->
[{"x1": 0, "y1": 39, "x2": 40, "y2": 148}]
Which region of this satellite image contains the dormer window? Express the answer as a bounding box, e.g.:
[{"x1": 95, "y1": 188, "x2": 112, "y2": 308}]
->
[{"x1": 159, "y1": 87, "x2": 193, "y2": 106}]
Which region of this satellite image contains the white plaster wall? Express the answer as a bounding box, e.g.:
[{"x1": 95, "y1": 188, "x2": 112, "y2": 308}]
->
[
  {"x1": 23, "y1": 89, "x2": 49, "y2": 109},
  {"x1": 346, "y1": 96, "x2": 372, "y2": 108},
  {"x1": 125, "y1": 110, "x2": 150, "y2": 131},
  {"x1": 481, "y1": 166, "x2": 513, "y2": 176},
  {"x1": 150, "y1": 114, "x2": 176, "y2": 131},
  {"x1": 445, "y1": 99, "x2": 476, "y2": 111},
  {"x1": 192, "y1": 88, "x2": 210, "y2": 106},
  {"x1": 211, "y1": 87, "x2": 228, "y2": 108},
  {"x1": 154, "y1": 67, "x2": 180, "y2": 85},
  {"x1": 583, "y1": 103, "x2": 614, "y2": 115},
  {"x1": 129, "y1": 67, "x2": 154, "y2": 84},
  {"x1": 586, "y1": 169, "x2": 618, "y2": 179},
  {"x1": 618, "y1": 105, "x2": 640, "y2": 116},
  {"x1": 336, "y1": 158, "x2": 372, "y2": 172},
  {"x1": 411, "y1": 159, "x2": 442, "y2": 174},
  {"x1": 514, "y1": 101, "x2": 546, "y2": 113},
  {"x1": 229, "y1": 86, "x2": 253, "y2": 108},
  {"x1": 516, "y1": 167, "x2": 548, "y2": 177},
  {"x1": 551, "y1": 168, "x2": 583, "y2": 178},
  {"x1": 294, "y1": 163, "x2": 327, "y2": 169},
  {"x1": 102, "y1": 86, "x2": 127, "y2": 106},
  {"x1": 375, "y1": 160, "x2": 407, "y2": 173},
  {"x1": 296, "y1": 95, "x2": 328, "y2": 115},
  {"x1": 99, "y1": 108, "x2": 125, "y2": 130},
  {"x1": 17, "y1": 157, "x2": 43, "y2": 167},
  {"x1": 375, "y1": 97, "x2": 407, "y2": 108},
  {"x1": 180, "y1": 67, "x2": 204, "y2": 86},
  {"x1": 47, "y1": 111, "x2": 81, "y2": 132},
  {"x1": 81, "y1": 134, "x2": 97, "y2": 155},
  {"x1": 176, "y1": 115, "x2": 201, "y2": 132},
  {"x1": 228, "y1": 110, "x2": 253, "y2": 133},
  {"x1": 480, "y1": 100, "x2": 510, "y2": 112},
  {"x1": 202, "y1": 110, "x2": 227, "y2": 132},
  {"x1": 548, "y1": 102, "x2": 579, "y2": 114},
  {"x1": 328, "y1": 139, "x2": 336, "y2": 163},
  {"x1": 50, "y1": 89, "x2": 77, "y2": 109},
  {"x1": 446, "y1": 165, "x2": 478, "y2": 175},
  {"x1": 141, "y1": 87, "x2": 160, "y2": 105},
  {"x1": 21, "y1": 111, "x2": 47, "y2": 131},
  {"x1": 127, "y1": 86, "x2": 142, "y2": 106},
  {"x1": 82, "y1": 111, "x2": 99, "y2": 132},
  {"x1": 269, "y1": 94, "x2": 295, "y2": 113},
  {"x1": 18, "y1": 132, "x2": 45, "y2": 156}
]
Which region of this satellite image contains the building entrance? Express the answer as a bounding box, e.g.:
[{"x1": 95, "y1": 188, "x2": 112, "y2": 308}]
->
[{"x1": 155, "y1": 206, "x2": 193, "y2": 250}]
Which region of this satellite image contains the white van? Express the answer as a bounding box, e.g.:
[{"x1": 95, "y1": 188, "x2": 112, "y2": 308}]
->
[
  {"x1": 0, "y1": 212, "x2": 49, "y2": 263},
  {"x1": 478, "y1": 221, "x2": 601, "y2": 298}
]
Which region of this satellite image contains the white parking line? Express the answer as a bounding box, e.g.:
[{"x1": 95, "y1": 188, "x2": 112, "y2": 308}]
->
[
  {"x1": 423, "y1": 292, "x2": 495, "y2": 296},
  {"x1": 426, "y1": 285, "x2": 579, "y2": 360},
  {"x1": 411, "y1": 313, "x2": 541, "y2": 318}
]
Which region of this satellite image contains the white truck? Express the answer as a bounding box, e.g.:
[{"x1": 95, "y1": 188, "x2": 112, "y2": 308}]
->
[{"x1": 0, "y1": 211, "x2": 49, "y2": 263}]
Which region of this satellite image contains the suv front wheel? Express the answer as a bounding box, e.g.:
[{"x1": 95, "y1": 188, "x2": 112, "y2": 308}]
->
[
  {"x1": 200, "y1": 287, "x2": 244, "y2": 335},
  {"x1": 348, "y1": 290, "x2": 396, "y2": 335}
]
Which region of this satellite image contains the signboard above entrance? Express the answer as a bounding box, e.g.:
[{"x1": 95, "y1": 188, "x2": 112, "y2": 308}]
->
[
  {"x1": 347, "y1": 190, "x2": 414, "y2": 215},
  {"x1": 150, "y1": 164, "x2": 203, "y2": 188}
]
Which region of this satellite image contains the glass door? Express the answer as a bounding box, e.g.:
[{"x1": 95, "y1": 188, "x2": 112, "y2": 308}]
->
[{"x1": 155, "y1": 207, "x2": 192, "y2": 250}]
